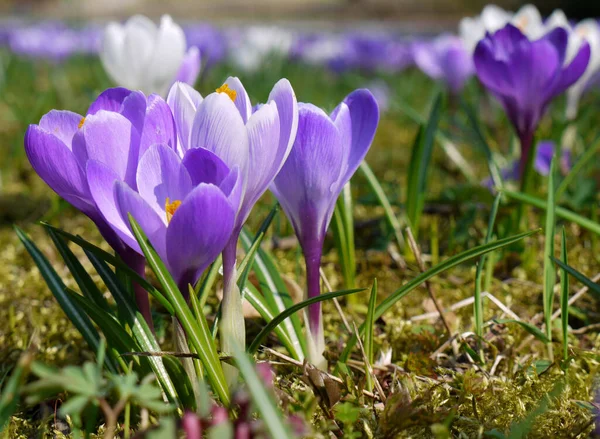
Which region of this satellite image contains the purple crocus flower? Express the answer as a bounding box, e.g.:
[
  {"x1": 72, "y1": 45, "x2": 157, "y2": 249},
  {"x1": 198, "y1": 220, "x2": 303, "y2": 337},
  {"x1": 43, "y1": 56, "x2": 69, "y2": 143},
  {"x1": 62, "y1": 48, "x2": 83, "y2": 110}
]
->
[
  {"x1": 87, "y1": 144, "x2": 240, "y2": 292},
  {"x1": 167, "y1": 78, "x2": 297, "y2": 358},
  {"x1": 271, "y1": 89, "x2": 379, "y2": 366},
  {"x1": 24, "y1": 87, "x2": 176, "y2": 327},
  {"x1": 174, "y1": 46, "x2": 201, "y2": 87},
  {"x1": 474, "y1": 24, "x2": 590, "y2": 179},
  {"x1": 412, "y1": 34, "x2": 473, "y2": 94}
]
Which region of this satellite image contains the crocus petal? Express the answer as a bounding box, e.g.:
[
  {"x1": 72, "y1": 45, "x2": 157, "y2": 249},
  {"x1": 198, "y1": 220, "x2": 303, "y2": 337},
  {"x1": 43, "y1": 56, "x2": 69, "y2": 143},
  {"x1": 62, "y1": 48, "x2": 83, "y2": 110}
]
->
[
  {"x1": 72, "y1": 110, "x2": 141, "y2": 188},
  {"x1": 223, "y1": 76, "x2": 252, "y2": 123},
  {"x1": 38, "y1": 110, "x2": 82, "y2": 148},
  {"x1": 166, "y1": 184, "x2": 235, "y2": 287},
  {"x1": 167, "y1": 81, "x2": 203, "y2": 156},
  {"x1": 182, "y1": 146, "x2": 231, "y2": 186},
  {"x1": 267, "y1": 78, "x2": 298, "y2": 166},
  {"x1": 412, "y1": 42, "x2": 444, "y2": 79},
  {"x1": 100, "y1": 23, "x2": 127, "y2": 87},
  {"x1": 238, "y1": 100, "x2": 281, "y2": 224},
  {"x1": 122, "y1": 15, "x2": 156, "y2": 90},
  {"x1": 271, "y1": 103, "x2": 344, "y2": 238},
  {"x1": 190, "y1": 92, "x2": 249, "y2": 176},
  {"x1": 175, "y1": 46, "x2": 201, "y2": 86},
  {"x1": 146, "y1": 15, "x2": 186, "y2": 95},
  {"x1": 556, "y1": 42, "x2": 591, "y2": 95},
  {"x1": 87, "y1": 87, "x2": 133, "y2": 116},
  {"x1": 119, "y1": 90, "x2": 147, "y2": 136},
  {"x1": 533, "y1": 141, "x2": 555, "y2": 176},
  {"x1": 25, "y1": 125, "x2": 93, "y2": 213},
  {"x1": 139, "y1": 94, "x2": 177, "y2": 156},
  {"x1": 115, "y1": 180, "x2": 167, "y2": 257},
  {"x1": 136, "y1": 143, "x2": 192, "y2": 219}
]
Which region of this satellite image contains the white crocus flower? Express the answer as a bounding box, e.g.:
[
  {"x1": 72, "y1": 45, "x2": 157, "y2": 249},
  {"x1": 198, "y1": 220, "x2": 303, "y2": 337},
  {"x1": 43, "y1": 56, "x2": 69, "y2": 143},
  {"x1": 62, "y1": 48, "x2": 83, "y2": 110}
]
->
[
  {"x1": 101, "y1": 15, "x2": 186, "y2": 96},
  {"x1": 230, "y1": 26, "x2": 294, "y2": 72},
  {"x1": 545, "y1": 12, "x2": 600, "y2": 119}
]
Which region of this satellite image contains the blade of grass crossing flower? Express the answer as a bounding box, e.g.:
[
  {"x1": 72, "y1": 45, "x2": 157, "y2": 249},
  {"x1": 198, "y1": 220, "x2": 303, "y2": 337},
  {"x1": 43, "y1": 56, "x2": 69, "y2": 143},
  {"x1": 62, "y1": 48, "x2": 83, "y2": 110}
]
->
[
  {"x1": 500, "y1": 190, "x2": 600, "y2": 236},
  {"x1": 14, "y1": 226, "x2": 117, "y2": 374},
  {"x1": 543, "y1": 158, "x2": 556, "y2": 358},
  {"x1": 248, "y1": 288, "x2": 365, "y2": 354},
  {"x1": 363, "y1": 280, "x2": 377, "y2": 392},
  {"x1": 474, "y1": 194, "x2": 501, "y2": 340},
  {"x1": 83, "y1": 250, "x2": 180, "y2": 406},
  {"x1": 406, "y1": 91, "x2": 442, "y2": 235},
  {"x1": 333, "y1": 183, "x2": 356, "y2": 290},
  {"x1": 231, "y1": 343, "x2": 293, "y2": 439},
  {"x1": 240, "y1": 229, "x2": 306, "y2": 359},
  {"x1": 359, "y1": 161, "x2": 405, "y2": 251},
  {"x1": 47, "y1": 229, "x2": 112, "y2": 314},
  {"x1": 338, "y1": 229, "x2": 540, "y2": 364},
  {"x1": 42, "y1": 223, "x2": 173, "y2": 314},
  {"x1": 128, "y1": 214, "x2": 230, "y2": 406},
  {"x1": 560, "y1": 228, "x2": 569, "y2": 363}
]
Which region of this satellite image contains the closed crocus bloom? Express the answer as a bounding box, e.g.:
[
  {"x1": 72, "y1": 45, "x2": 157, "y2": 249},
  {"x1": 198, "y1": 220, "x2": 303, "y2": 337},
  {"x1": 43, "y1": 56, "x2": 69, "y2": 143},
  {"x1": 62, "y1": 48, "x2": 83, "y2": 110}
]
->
[
  {"x1": 167, "y1": 78, "x2": 297, "y2": 370},
  {"x1": 412, "y1": 34, "x2": 473, "y2": 94},
  {"x1": 101, "y1": 15, "x2": 187, "y2": 96},
  {"x1": 271, "y1": 89, "x2": 379, "y2": 366},
  {"x1": 24, "y1": 87, "x2": 177, "y2": 326},
  {"x1": 88, "y1": 144, "x2": 240, "y2": 292},
  {"x1": 174, "y1": 46, "x2": 201, "y2": 87},
  {"x1": 474, "y1": 24, "x2": 590, "y2": 178}
]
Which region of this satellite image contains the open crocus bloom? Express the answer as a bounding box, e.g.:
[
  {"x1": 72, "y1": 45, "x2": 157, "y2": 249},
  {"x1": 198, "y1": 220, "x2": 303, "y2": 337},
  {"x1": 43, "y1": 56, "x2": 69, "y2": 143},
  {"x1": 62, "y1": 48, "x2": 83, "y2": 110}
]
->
[
  {"x1": 412, "y1": 34, "x2": 473, "y2": 94},
  {"x1": 87, "y1": 144, "x2": 241, "y2": 292},
  {"x1": 474, "y1": 24, "x2": 589, "y2": 178},
  {"x1": 101, "y1": 15, "x2": 193, "y2": 96},
  {"x1": 271, "y1": 89, "x2": 379, "y2": 366}
]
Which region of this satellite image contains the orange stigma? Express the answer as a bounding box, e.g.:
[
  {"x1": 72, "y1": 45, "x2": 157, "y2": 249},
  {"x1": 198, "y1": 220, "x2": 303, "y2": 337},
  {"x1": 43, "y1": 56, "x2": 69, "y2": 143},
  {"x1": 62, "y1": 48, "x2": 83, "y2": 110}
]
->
[
  {"x1": 165, "y1": 197, "x2": 182, "y2": 223},
  {"x1": 78, "y1": 117, "x2": 86, "y2": 129},
  {"x1": 215, "y1": 83, "x2": 237, "y2": 102}
]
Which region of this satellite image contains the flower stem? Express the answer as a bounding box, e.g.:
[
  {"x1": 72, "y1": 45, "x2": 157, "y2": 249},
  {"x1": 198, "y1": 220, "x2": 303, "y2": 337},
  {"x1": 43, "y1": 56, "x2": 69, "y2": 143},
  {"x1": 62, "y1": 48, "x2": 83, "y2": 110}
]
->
[
  {"x1": 516, "y1": 131, "x2": 536, "y2": 232},
  {"x1": 303, "y1": 241, "x2": 326, "y2": 367}
]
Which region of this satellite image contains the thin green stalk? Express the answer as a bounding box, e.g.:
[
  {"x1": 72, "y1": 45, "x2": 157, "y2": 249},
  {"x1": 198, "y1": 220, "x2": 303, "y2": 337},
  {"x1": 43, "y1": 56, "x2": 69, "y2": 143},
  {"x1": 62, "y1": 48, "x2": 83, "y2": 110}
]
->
[
  {"x1": 560, "y1": 228, "x2": 569, "y2": 365},
  {"x1": 542, "y1": 158, "x2": 556, "y2": 360},
  {"x1": 555, "y1": 135, "x2": 600, "y2": 199}
]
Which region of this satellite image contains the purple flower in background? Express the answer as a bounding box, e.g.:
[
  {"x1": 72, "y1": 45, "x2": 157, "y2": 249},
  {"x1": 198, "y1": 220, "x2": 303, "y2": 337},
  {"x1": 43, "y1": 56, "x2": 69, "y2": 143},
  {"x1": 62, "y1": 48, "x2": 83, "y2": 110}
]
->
[
  {"x1": 271, "y1": 89, "x2": 379, "y2": 366},
  {"x1": 167, "y1": 78, "x2": 297, "y2": 363},
  {"x1": 87, "y1": 144, "x2": 240, "y2": 292},
  {"x1": 183, "y1": 24, "x2": 227, "y2": 71},
  {"x1": 474, "y1": 24, "x2": 590, "y2": 179},
  {"x1": 412, "y1": 34, "x2": 473, "y2": 94},
  {"x1": 174, "y1": 47, "x2": 201, "y2": 87},
  {"x1": 25, "y1": 87, "x2": 177, "y2": 326}
]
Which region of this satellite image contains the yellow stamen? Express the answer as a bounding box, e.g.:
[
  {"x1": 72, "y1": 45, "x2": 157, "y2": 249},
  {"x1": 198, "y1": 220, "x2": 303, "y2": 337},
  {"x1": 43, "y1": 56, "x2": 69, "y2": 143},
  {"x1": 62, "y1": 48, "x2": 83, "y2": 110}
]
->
[
  {"x1": 216, "y1": 83, "x2": 237, "y2": 102},
  {"x1": 165, "y1": 197, "x2": 182, "y2": 224},
  {"x1": 78, "y1": 117, "x2": 86, "y2": 129}
]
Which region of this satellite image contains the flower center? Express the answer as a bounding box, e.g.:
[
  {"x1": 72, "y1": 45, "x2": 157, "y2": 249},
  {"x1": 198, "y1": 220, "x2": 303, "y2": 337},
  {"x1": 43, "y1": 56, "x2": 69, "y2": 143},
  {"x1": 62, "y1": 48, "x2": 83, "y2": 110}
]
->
[
  {"x1": 78, "y1": 117, "x2": 86, "y2": 129},
  {"x1": 165, "y1": 197, "x2": 182, "y2": 224},
  {"x1": 216, "y1": 83, "x2": 237, "y2": 102}
]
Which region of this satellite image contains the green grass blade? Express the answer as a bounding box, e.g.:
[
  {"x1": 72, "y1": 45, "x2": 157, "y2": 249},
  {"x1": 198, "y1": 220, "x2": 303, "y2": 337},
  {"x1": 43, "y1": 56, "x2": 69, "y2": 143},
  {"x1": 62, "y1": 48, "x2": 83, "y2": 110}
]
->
[
  {"x1": 84, "y1": 250, "x2": 180, "y2": 406},
  {"x1": 406, "y1": 91, "x2": 442, "y2": 233},
  {"x1": 474, "y1": 193, "x2": 501, "y2": 339},
  {"x1": 494, "y1": 319, "x2": 550, "y2": 343},
  {"x1": 42, "y1": 223, "x2": 173, "y2": 314},
  {"x1": 363, "y1": 279, "x2": 377, "y2": 392},
  {"x1": 500, "y1": 190, "x2": 600, "y2": 236},
  {"x1": 560, "y1": 228, "x2": 569, "y2": 363},
  {"x1": 248, "y1": 288, "x2": 365, "y2": 355},
  {"x1": 552, "y1": 257, "x2": 600, "y2": 300},
  {"x1": 359, "y1": 161, "x2": 405, "y2": 251},
  {"x1": 14, "y1": 226, "x2": 117, "y2": 374},
  {"x1": 47, "y1": 229, "x2": 112, "y2": 314},
  {"x1": 339, "y1": 229, "x2": 540, "y2": 363},
  {"x1": 0, "y1": 351, "x2": 33, "y2": 431},
  {"x1": 197, "y1": 256, "x2": 221, "y2": 308},
  {"x1": 555, "y1": 135, "x2": 600, "y2": 199},
  {"x1": 128, "y1": 215, "x2": 230, "y2": 406},
  {"x1": 542, "y1": 158, "x2": 556, "y2": 357},
  {"x1": 231, "y1": 343, "x2": 293, "y2": 439}
]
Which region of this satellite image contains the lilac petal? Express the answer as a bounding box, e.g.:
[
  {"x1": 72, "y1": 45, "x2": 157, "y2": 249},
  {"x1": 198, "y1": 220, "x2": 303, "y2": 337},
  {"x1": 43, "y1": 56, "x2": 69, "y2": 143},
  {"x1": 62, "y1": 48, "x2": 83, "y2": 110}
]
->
[
  {"x1": 335, "y1": 89, "x2": 379, "y2": 187},
  {"x1": 223, "y1": 76, "x2": 252, "y2": 123},
  {"x1": 72, "y1": 110, "x2": 141, "y2": 188},
  {"x1": 239, "y1": 101, "x2": 281, "y2": 224},
  {"x1": 87, "y1": 160, "x2": 134, "y2": 246},
  {"x1": 534, "y1": 141, "x2": 555, "y2": 176},
  {"x1": 175, "y1": 46, "x2": 201, "y2": 87},
  {"x1": 190, "y1": 92, "x2": 249, "y2": 176},
  {"x1": 271, "y1": 103, "x2": 344, "y2": 239},
  {"x1": 25, "y1": 125, "x2": 93, "y2": 213},
  {"x1": 440, "y1": 44, "x2": 474, "y2": 93},
  {"x1": 412, "y1": 42, "x2": 444, "y2": 79},
  {"x1": 267, "y1": 78, "x2": 298, "y2": 166},
  {"x1": 38, "y1": 110, "x2": 82, "y2": 148},
  {"x1": 115, "y1": 180, "x2": 167, "y2": 257},
  {"x1": 220, "y1": 166, "x2": 243, "y2": 214},
  {"x1": 119, "y1": 90, "x2": 147, "y2": 136},
  {"x1": 474, "y1": 38, "x2": 513, "y2": 95},
  {"x1": 542, "y1": 27, "x2": 569, "y2": 67},
  {"x1": 139, "y1": 94, "x2": 177, "y2": 157},
  {"x1": 181, "y1": 146, "x2": 230, "y2": 186},
  {"x1": 87, "y1": 87, "x2": 132, "y2": 115},
  {"x1": 136, "y1": 144, "x2": 192, "y2": 218},
  {"x1": 166, "y1": 184, "x2": 235, "y2": 287},
  {"x1": 166, "y1": 82, "x2": 203, "y2": 156}
]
